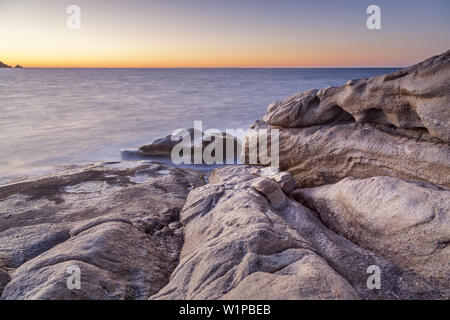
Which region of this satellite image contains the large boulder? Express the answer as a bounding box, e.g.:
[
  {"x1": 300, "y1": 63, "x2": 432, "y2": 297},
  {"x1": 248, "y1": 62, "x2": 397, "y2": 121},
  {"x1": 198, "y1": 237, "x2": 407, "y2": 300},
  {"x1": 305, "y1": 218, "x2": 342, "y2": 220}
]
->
[
  {"x1": 151, "y1": 166, "x2": 447, "y2": 300},
  {"x1": 0, "y1": 161, "x2": 205, "y2": 299},
  {"x1": 244, "y1": 50, "x2": 450, "y2": 188},
  {"x1": 263, "y1": 50, "x2": 450, "y2": 143},
  {"x1": 292, "y1": 176, "x2": 450, "y2": 290},
  {"x1": 244, "y1": 122, "x2": 450, "y2": 188}
]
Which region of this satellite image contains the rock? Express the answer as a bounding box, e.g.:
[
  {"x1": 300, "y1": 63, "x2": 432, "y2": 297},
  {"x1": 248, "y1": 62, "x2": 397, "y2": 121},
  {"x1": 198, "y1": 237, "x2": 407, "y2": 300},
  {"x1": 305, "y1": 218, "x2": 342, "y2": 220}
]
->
[
  {"x1": 151, "y1": 166, "x2": 447, "y2": 300},
  {"x1": 292, "y1": 176, "x2": 450, "y2": 290},
  {"x1": 247, "y1": 167, "x2": 296, "y2": 193},
  {"x1": 0, "y1": 161, "x2": 206, "y2": 299},
  {"x1": 0, "y1": 61, "x2": 11, "y2": 68},
  {"x1": 139, "y1": 128, "x2": 240, "y2": 164},
  {"x1": 221, "y1": 251, "x2": 359, "y2": 300},
  {"x1": 251, "y1": 177, "x2": 287, "y2": 209},
  {"x1": 263, "y1": 89, "x2": 355, "y2": 128},
  {"x1": 0, "y1": 268, "x2": 9, "y2": 295},
  {"x1": 168, "y1": 221, "x2": 182, "y2": 230},
  {"x1": 2, "y1": 222, "x2": 174, "y2": 300},
  {"x1": 263, "y1": 50, "x2": 450, "y2": 143},
  {"x1": 269, "y1": 172, "x2": 297, "y2": 194},
  {"x1": 244, "y1": 122, "x2": 450, "y2": 188},
  {"x1": 13, "y1": 65, "x2": 23, "y2": 68}
]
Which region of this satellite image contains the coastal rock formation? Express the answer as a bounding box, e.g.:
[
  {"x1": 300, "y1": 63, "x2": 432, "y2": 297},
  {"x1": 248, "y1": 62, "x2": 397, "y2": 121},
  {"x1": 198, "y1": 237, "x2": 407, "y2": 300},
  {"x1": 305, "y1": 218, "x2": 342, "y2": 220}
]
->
[
  {"x1": 0, "y1": 61, "x2": 11, "y2": 68},
  {"x1": 151, "y1": 166, "x2": 447, "y2": 300},
  {"x1": 263, "y1": 50, "x2": 450, "y2": 143},
  {"x1": 244, "y1": 50, "x2": 450, "y2": 188},
  {"x1": 1, "y1": 51, "x2": 449, "y2": 300},
  {"x1": 250, "y1": 122, "x2": 450, "y2": 188},
  {"x1": 0, "y1": 161, "x2": 205, "y2": 299},
  {"x1": 139, "y1": 128, "x2": 240, "y2": 163},
  {"x1": 292, "y1": 176, "x2": 450, "y2": 290}
]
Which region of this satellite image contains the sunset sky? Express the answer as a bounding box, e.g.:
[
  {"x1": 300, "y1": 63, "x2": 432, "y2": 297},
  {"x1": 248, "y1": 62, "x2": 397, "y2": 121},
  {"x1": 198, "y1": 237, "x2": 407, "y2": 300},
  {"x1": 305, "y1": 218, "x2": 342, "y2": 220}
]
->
[{"x1": 0, "y1": 0, "x2": 449, "y2": 68}]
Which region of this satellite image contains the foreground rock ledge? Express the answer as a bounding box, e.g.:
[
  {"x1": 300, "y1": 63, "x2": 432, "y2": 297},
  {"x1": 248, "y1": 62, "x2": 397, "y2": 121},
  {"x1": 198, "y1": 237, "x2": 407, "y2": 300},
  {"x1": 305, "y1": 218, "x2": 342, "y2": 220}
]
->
[
  {"x1": 151, "y1": 166, "x2": 448, "y2": 300},
  {"x1": 0, "y1": 161, "x2": 205, "y2": 299}
]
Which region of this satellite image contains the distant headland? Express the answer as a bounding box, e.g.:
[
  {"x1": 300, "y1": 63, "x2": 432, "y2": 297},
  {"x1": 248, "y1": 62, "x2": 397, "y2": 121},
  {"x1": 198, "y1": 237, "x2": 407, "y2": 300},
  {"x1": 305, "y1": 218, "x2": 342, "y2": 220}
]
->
[{"x1": 0, "y1": 61, "x2": 23, "y2": 68}]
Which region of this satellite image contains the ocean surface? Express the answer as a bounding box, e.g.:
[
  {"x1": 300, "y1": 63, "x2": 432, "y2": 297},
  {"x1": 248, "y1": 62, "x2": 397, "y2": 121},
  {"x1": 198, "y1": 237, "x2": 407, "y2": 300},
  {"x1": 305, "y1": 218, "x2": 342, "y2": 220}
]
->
[{"x1": 0, "y1": 68, "x2": 397, "y2": 184}]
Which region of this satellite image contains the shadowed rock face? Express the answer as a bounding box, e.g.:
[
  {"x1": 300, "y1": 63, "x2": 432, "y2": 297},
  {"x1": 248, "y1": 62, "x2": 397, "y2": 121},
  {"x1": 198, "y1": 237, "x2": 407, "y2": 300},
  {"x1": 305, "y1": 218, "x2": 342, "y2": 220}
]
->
[
  {"x1": 263, "y1": 50, "x2": 450, "y2": 143},
  {"x1": 151, "y1": 166, "x2": 448, "y2": 300},
  {"x1": 0, "y1": 162, "x2": 206, "y2": 299}
]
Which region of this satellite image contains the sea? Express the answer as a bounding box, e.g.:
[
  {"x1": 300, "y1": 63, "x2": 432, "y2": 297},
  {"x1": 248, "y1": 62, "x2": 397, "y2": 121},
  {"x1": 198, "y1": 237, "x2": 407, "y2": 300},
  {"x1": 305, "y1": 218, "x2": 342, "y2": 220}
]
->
[{"x1": 0, "y1": 68, "x2": 397, "y2": 184}]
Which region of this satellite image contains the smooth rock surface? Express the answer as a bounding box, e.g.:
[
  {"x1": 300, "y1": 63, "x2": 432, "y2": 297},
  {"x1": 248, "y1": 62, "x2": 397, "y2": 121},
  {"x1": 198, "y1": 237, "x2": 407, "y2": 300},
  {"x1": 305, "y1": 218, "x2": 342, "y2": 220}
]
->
[
  {"x1": 151, "y1": 166, "x2": 447, "y2": 300},
  {"x1": 292, "y1": 176, "x2": 450, "y2": 290},
  {"x1": 251, "y1": 177, "x2": 287, "y2": 209},
  {"x1": 0, "y1": 161, "x2": 206, "y2": 299},
  {"x1": 263, "y1": 50, "x2": 450, "y2": 143}
]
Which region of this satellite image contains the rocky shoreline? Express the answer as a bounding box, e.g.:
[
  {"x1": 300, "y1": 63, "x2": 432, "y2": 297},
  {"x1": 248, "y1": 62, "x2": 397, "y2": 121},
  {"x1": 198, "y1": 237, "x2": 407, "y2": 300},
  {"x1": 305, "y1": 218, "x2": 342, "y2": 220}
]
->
[
  {"x1": 0, "y1": 61, "x2": 23, "y2": 68},
  {"x1": 0, "y1": 51, "x2": 449, "y2": 300}
]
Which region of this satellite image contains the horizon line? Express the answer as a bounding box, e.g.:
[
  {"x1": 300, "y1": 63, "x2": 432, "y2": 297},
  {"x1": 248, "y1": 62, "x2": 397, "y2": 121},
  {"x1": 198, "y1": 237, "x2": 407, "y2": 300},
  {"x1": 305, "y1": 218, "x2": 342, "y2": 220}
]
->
[{"x1": 4, "y1": 66, "x2": 403, "y2": 69}]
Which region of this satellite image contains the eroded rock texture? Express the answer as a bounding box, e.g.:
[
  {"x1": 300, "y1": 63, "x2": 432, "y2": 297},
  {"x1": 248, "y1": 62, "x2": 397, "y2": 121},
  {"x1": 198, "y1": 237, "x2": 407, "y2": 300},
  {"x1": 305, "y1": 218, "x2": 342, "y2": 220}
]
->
[
  {"x1": 244, "y1": 51, "x2": 450, "y2": 188},
  {"x1": 292, "y1": 177, "x2": 450, "y2": 290},
  {"x1": 263, "y1": 50, "x2": 450, "y2": 143},
  {"x1": 0, "y1": 161, "x2": 205, "y2": 299},
  {"x1": 151, "y1": 166, "x2": 448, "y2": 300},
  {"x1": 1, "y1": 51, "x2": 449, "y2": 300}
]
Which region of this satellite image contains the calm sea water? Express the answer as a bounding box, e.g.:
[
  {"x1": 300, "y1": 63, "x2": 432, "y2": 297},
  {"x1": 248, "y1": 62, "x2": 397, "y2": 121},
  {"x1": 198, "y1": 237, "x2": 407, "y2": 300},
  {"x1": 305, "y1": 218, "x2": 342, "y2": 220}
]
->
[{"x1": 0, "y1": 68, "x2": 397, "y2": 184}]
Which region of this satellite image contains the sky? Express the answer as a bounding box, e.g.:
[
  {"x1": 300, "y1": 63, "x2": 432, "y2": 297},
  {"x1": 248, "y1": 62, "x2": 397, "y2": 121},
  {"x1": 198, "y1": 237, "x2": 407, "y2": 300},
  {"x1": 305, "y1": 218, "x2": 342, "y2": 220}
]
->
[{"x1": 0, "y1": 0, "x2": 449, "y2": 68}]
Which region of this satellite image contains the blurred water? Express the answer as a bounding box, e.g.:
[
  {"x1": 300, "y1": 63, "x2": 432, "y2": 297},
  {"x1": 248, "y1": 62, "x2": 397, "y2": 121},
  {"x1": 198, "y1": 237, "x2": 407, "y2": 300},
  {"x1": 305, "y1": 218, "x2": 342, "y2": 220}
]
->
[{"x1": 0, "y1": 68, "x2": 397, "y2": 184}]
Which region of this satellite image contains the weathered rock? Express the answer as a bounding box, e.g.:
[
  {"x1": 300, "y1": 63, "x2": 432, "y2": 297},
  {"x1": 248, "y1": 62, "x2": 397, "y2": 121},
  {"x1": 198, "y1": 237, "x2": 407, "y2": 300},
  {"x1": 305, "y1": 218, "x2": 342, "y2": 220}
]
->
[
  {"x1": 0, "y1": 161, "x2": 205, "y2": 300},
  {"x1": 0, "y1": 61, "x2": 11, "y2": 68},
  {"x1": 2, "y1": 222, "x2": 175, "y2": 300},
  {"x1": 251, "y1": 177, "x2": 287, "y2": 209},
  {"x1": 263, "y1": 50, "x2": 450, "y2": 143},
  {"x1": 244, "y1": 122, "x2": 450, "y2": 188},
  {"x1": 139, "y1": 128, "x2": 240, "y2": 163},
  {"x1": 269, "y1": 172, "x2": 297, "y2": 194},
  {"x1": 151, "y1": 166, "x2": 447, "y2": 300},
  {"x1": 292, "y1": 176, "x2": 450, "y2": 290},
  {"x1": 221, "y1": 250, "x2": 359, "y2": 300},
  {"x1": 0, "y1": 268, "x2": 9, "y2": 295}
]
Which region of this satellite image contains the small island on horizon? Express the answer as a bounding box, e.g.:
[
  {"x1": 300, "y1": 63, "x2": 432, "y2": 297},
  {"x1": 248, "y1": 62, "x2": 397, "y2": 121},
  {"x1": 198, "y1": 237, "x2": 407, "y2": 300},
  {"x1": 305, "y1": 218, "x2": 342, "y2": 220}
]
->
[{"x1": 0, "y1": 61, "x2": 23, "y2": 68}]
